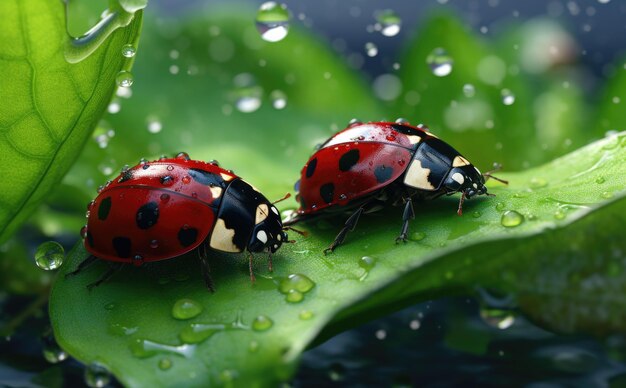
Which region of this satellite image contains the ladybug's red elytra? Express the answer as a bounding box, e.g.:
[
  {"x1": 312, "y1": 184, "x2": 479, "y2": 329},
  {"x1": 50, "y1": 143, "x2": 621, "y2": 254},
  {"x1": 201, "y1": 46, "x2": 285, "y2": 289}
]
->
[
  {"x1": 70, "y1": 152, "x2": 290, "y2": 291},
  {"x1": 285, "y1": 119, "x2": 507, "y2": 253}
]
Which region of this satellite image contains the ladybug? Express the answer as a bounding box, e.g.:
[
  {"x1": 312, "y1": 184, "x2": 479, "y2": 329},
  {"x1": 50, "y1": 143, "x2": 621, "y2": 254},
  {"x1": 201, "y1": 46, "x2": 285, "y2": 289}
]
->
[
  {"x1": 68, "y1": 152, "x2": 291, "y2": 291},
  {"x1": 286, "y1": 119, "x2": 507, "y2": 253}
]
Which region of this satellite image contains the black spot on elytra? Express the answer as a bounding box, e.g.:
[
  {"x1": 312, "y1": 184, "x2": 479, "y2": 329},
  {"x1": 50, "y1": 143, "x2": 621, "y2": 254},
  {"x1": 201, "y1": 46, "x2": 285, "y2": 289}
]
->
[
  {"x1": 112, "y1": 237, "x2": 131, "y2": 258},
  {"x1": 178, "y1": 227, "x2": 198, "y2": 247},
  {"x1": 98, "y1": 197, "x2": 112, "y2": 220},
  {"x1": 305, "y1": 158, "x2": 317, "y2": 178},
  {"x1": 374, "y1": 165, "x2": 394, "y2": 183},
  {"x1": 320, "y1": 183, "x2": 335, "y2": 204},
  {"x1": 86, "y1": 231, "x2": 94, "y2": 247},
  {"x1": 339, "y1": 149, "x2": 360, "y2": 172},
  {"x1": 189, "y1": 168, "x2": 223, "y2": 186},
  {"x1": 136, "y1": 202, "x2": 159, "y2": 229},
  {"x1": 118, "y1": 169, "x2": 133, "y2": 183}
]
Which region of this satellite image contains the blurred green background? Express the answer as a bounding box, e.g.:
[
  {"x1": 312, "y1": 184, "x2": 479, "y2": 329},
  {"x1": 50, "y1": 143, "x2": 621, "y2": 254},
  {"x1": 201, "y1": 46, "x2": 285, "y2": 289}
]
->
[{"x1": 2, "y1": 0, "x2": 626, "y2": 386}]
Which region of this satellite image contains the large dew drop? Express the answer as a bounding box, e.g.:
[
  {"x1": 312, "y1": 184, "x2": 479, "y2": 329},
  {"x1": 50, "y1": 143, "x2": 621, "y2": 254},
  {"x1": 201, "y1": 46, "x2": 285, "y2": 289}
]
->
[
  {"x1": 256, "y1": 2, "x2": 290, "y2": 42},
  {"x1": 277, "y1": 273, "x2": 315, "y2": 303},
  {"x1": 35, "y1": 241, "x2": 65, "y2": 270},
  {"x1": 501, "y1": 89, "x2": 516, "y2": 105},
  {"x1": 270, "y1": 90, "x2": 287, "y2": 109},
  {"x1": 427, "y1": 48, "x2": 454, "y2": 77},
  {"x1": 365, "y1": 42, "x2": 378, "y2": 57},
  {"x1": 252, "y1": 315, "x2": 273, "y2": 331},
  {"x1": 232, "y1": 73, "x2": 262, "y2": 113},
  {"x1": 172, "y1": 299, "x2": 203, "y2": 320},
  {"x1": 84, "y1": 362, "x2": 111, "y2": 388},
  {"x1": 121, "y1": 44, "x2": 136, "y2": 58},
  {"x1": 116, "y1": 70, "x2": 134, "y2": 87},
  {"x1": 375, "y1": 9, "x2": 402, "y2": 37},
  {"x1": 501, "y1": 210, "x2": 524, "y2": 227}
]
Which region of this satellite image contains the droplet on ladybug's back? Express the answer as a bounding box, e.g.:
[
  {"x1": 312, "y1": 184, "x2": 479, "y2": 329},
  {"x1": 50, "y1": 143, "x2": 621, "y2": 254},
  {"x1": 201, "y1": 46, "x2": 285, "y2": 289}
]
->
[
  {"x1": 160, "y1": 193, "x2": 170, "y2": 202},
  {"x1": 182, "y1": 176, "x2": 191, "y2": 184},
  {"x1": 348, "y1": 118, "x2": 362, "y2": 126},
  {"x1": 87, "y1": 200, "x2": 96, "y2": 210},
  {"x1": 80, "y1": 226, "x2": 88, "y2": 238},
  {"x1": 395, "y1": 118, "x2": 410, "y2": 124},
  {"x1": 209, "y1": 160, "x2": 219, "y2": 166},
  {"x1": 386, "y1": 134, "x2": 396, "y2": 141},
  {"x1": 150, "y1": 240, "x2": 159, "y2": 249},
  {"x1": 167, "y1": 165, "x2": 174, "y2": 171},
  {"x1": 176, "y1": 152, "x2": 190, "y2": 160}
]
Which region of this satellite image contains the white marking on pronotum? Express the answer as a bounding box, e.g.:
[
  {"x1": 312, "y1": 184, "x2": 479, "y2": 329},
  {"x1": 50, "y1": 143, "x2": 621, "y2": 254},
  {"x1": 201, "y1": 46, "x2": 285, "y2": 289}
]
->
[
  {"x1": 473, "y1": 183, "x2": 478, "y2": 189},
  {"x1": 407, "y1": 135, "x2": 421, "y2": 145},
  {"x1": 277, "y1": 233, "x2": 282, "y2": 241},
  {"x1": 403, "y1": 160, "x2": 436, "y2": 190},
  {"x1": 209, "y1": 186, "x2": 223, "y2": 198},
  {"x1": 271, "y1": 206, "x2": 279, "y2": 215},
  {"x1": 451, "y1": 172, "x2": 465, "y2": 185},
  {"x1": 256, "y1": 230, "x2": 268, "y2": 244},
  {"x1": 255, "y1": 204, "x2": 269, "y2": 224},
  {"x1": 209, "y1": 218, "x2": 240, "y2": 252},
  {"x1": 452, "y1": 155, "x2": 470, "y2": 167}
]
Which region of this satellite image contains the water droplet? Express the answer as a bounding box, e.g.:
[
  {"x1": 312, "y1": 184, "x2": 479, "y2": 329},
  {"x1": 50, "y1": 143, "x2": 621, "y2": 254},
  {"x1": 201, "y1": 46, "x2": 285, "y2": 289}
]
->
[
  {"x1": 232, "y1": 74, "x2": 262, "y2": 113},
  {"x1": 160, "y1": 193, "x2": 170, "y2": 202},
  {"x1": 480, "y1": 308, "x2": 515, "y2": 329},
  {"x1": 395, "y1": 118, "x2": 410, "y2": 124},
  {"x1": 252, "y1": 315, "x2": 273, "y2": 331},
  {"x1": 328, "y1": 362, "x2": 346, "y2": 381},
  {"x1": 501, "y1": 210, "x2": 524, "y2": 227},
  {"x1": 172, "y1": 299, "x2": 203, "y2": 320},
  {"x1": 427, "y1": 48, "x2": 453, "y2": 77},
  {"x1": 270, "y1": 90, "x2": 287, "y2": 109},
  {"x1": 277, "y1": 274, "x2": 315, "y2": 302},
  {"x1": 121, "y1": 44, "x2": 136, "y2": 58},
  {"x1": 463, "y1": 83, "x2": 475, "y2": 97},
  {"x1": 147, "y1": 118, "x2": 162, "y2": 134},
  {"x1": 376, "y1": 9, "x2": 401, "y2": 37},
  {"x1": 409, "y1": 319, "x2": 421, "y2": 330},
  {"x1": 42, "y1": 333, "x2": 68, "y2": 364},
  {"x1": 182, "y1": 176, "x2": 191, "y2": 184},
  {"x1": 80, "y1": 225, "x2": 88, "y2": 238},
  {"x1": 130, "y1": 338, "x2": 196, "y2": 359},
  {"x1": 595, "y1": 176, "x2": 606, "y2": 184},
  {"x1": 285, "y1": 290, "x2": 303, "y2": 303},
  {"x1": 365, "y1": 42, "x2": 378, "y2": 57},
  {"x1": 554, "y1": 210, "x2": 566, "y2": 220},
  {"x1": 495, "y1": 202, "x2": 505, "y2": 211},
  {"x1": 410, "y1": 231, "x2": 426, "y2": 241},
  {"x1": 472, "y1": 211, "x2": 481, "y2": 218},
  {"x1": 348, "y1": 118, "x2": 362, "y2": 126},
  {"x1": 501, "y1": 89, "x2": 516, "y2": 105},
  {"x1": 158, "y1": 358, "x2": 172, "y2": 370},
  {"x1": 529, "y1": 177, "x2": 548, "y2": 189},
  {"x1": 180, "y1": 323, "x2": 227, "y2": 343},
  {"x1": 602, "y1": 191, "x2": 613, "y2": 199},
  {"x1": 84, "y1": 362, "x2": 111, "y2": 388},
  {"x1": 209, "y1": 159, "x2": 220, "y2": 166},
  {"x1": 597, "y1": 0, "x2": 610, "y2": 3},
  {"x1": 256, "y1": 2, "x2": 290, "y2": 42},
  {"x1": 166, "y1": 165, "x2": 174, "y2": 171},
  {"x1": 176, "y1": 152, "x2": 190, "y2": 160},
  {"x1": 34, "y1": 241, "x2": 64, "y2": 270},
  {"x1": 299, "y1": 310, "x2": 314, "y2": 320},
  {"x1": 375, "y1": 329, "x2": 387, "y2": 340},
  {"x1": 115, "y1": 70, "x2": 134, "y2": 88},
  {"x1": 358, "y1": 256, "x2": 377, "y2": 281}
]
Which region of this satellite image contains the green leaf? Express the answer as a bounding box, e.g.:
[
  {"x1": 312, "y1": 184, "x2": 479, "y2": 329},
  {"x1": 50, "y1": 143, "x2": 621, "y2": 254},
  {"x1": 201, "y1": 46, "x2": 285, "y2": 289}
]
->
[
  {"x1": 50, "y1": 132, "x2": 626, "y2": 386},
  {"x1": 0, "y1": 0, "x2": 144, "y2": 243},
  {"x1": 593, "y1": 55, "x2": 626, "y2": 137}
]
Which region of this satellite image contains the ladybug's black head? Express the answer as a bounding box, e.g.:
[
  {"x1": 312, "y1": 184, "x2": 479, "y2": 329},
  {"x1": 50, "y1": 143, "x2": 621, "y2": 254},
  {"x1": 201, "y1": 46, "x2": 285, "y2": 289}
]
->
[
  {"x1": 247, "y1": 204, "x2": 288, "y2": 254},
  {"x1": 443, "y1": 164, "x2": 488, "y2": 199}
]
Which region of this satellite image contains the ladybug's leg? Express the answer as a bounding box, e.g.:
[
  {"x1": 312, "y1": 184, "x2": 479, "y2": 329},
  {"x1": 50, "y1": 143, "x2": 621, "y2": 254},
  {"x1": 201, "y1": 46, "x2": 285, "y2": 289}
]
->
[
  {"x1": 198, "y1": 244, "x2": 215, "y2": 293},
  {"x1": 86, "y1": 263, "x2": 124, "y2": 291},
  {"x1": 65, "y1": 255, "x2": 98, "y2": 278},
  {"x1": 324, "y1": 206, "x2": 365, "y2": 254},
  {"x1": 248, "y1": 252, "x2": 256, "y2": 283},
  {"x1": 395, "y1": 197, "x2": 415, "y2": 244}
]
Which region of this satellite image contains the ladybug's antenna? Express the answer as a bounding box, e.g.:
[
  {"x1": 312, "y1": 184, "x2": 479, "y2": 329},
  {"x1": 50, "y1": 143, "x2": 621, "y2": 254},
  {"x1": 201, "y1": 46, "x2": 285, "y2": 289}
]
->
[
  {"x1": 283, "y1": 226, "x2": 308, "y2": 237},
  {"x1": 457, "y1": 191, "x2": 466, "y2": 216},
  {"x1": 272, "y1": 192, "x2": 291, "y2": 204},
  {"x1": 483, "y1": 163, "x2": 509, "y2": 185}
]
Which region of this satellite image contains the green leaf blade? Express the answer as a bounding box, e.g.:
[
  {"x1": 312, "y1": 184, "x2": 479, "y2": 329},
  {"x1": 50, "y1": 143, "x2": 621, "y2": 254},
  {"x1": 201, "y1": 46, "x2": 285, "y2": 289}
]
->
[
  {"x1": 0, "y1": 0, "x2": 143, "y2": 243},
  {"x1": 50, "y1": 132, "x2": 626, "y2": 387}
]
